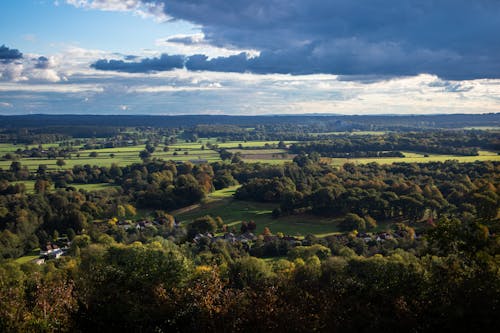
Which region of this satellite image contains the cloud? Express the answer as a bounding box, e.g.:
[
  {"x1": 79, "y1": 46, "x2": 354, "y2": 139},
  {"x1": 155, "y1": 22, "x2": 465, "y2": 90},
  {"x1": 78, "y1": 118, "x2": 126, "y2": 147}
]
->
[
  {"x1": 91, "y1": 54, "x2": 185, "y2": 73},
  {"x1": 428, "y1": 80, "x2": 474, "y2": 93},
  {"x1": 0, "y1": 82, "x2": 103, "y2": 93},
  {"x1": 0, "y1": 102, "x2": 13, "y2": 108},
  {"x1": 1, "y1": 44, "x2": 499, "y2": 115},
  {"x1": 156, "y1": 33, "x2": 259, "y2": 58},
  {"x1": 65, "y1": 0, "x2": 168, "y2": 21},
  {"x1": 34, "y1": 56, "x2": 50, "y2": 69},
  {"x1": 83, "y1": 0, "x2": 499, "y2": 79},
  {"x1": 0, "y1": 45, "x2": 23, "y2": 63},
  {"x1": 0, "y1": 52, "x2": 64, "y2": 83},
  {"x1": 165, "y1": 33, "x2": 205, "y2": 46}
]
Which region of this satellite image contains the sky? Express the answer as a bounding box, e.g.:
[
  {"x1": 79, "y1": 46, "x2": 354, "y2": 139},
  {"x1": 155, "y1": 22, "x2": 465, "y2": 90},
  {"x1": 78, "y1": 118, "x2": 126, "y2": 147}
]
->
[{"x1": 0, "y1": 0, "x2": 500, "y2": 115}]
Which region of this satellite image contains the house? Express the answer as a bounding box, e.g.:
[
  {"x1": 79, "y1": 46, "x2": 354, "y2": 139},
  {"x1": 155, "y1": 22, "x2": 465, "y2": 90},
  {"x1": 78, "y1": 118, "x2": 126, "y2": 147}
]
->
[
  {"x1": 136, "y1": 220, "x2": 154, "y2": 230},
  {"x1": 117, "y1": 220, "x2": 132, "y2": 230},
  {"x1": 34, "y1": 258, "x2": 45, "y2": 265},
  {"x1": 39, "y1": 243, "x2": 66, "y2": 260},
  {"x1": 193, "y1": 232, "x2": 214, "y2": 243},
  {"x1": 237, "y1": 232, "x2": 256, "y2": 242}
]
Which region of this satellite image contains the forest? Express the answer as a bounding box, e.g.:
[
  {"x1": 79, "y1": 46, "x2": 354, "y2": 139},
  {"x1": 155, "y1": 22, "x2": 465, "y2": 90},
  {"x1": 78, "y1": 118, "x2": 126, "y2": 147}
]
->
[{"x1": 0, "y1": 115, "x2": 499, "y2": 332}]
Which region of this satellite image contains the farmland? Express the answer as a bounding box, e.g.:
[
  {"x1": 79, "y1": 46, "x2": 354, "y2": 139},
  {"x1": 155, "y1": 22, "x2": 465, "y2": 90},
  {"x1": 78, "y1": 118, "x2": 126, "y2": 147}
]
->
[
  {"x1": 323, "y1": 150, "x2": 500, "y2": 166},
  {"x1": 2, "y1": 137, "x2": 499, "y2": 173}
]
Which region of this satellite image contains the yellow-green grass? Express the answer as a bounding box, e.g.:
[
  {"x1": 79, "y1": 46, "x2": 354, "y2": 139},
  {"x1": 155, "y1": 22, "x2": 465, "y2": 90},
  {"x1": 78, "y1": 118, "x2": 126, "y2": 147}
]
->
[
  {"x1": 0, "y1": 154, "x2": 142, "y2": 171},
  {"x1": 217, "y1": 141, "x2": 297, "y2": 148},
  {"x1": 12, "y1": 180, "x2": 119, "y2": 193},
  {"x1": 325, "y1": 150, "x2": 500, "y2": 166},
  {"x1": 227, "y1": 148, "x2": 294, "y2": 163},
  {"x1": 71, "y1": 183, "x2": 120, "y2": 191},
  {"x1": 310, "y1": 131, "x2": 388, "y2": 136},
  {"x1": 0, "y1": 144, "x2": 147, "y2": 171},
  {"x1": 208, "y1": 185, "x2": 241, "y2": 198},
  {"x1": 168, "y1": 140, "x2": 294, "y2": 150},
  {"x1": 0, "y1": 150, "x2": 221, "y2": 171},
  {"x1": 79, "y1": 145, "x2": 146, "y2": 154},
  {"x1": 242, "y1": 158, "x2": 293, "y2": 165},
  {"x1": 15, "y1": 255, "x2": 40, "y2": 264},
  {"x1": 0, "y1": 143, "x2": 20, "y2": 154},
  {"x1": 168, "y1": 142, "x2": 212, "y2": 149},
  {"x1": 228, "y1": 149, "x2": 288, "y2": 154},
  {"x1": 175, "y1": 198, "x2": 342, "y2": 237},
  {"x1": 14, "y1": 249, "x2": 41, "y2": 264}
]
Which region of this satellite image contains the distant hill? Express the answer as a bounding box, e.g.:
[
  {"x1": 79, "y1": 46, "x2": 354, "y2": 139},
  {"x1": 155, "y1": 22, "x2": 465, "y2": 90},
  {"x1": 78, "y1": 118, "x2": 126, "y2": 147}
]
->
[{"x1": 0, "y1": 113, "x2": 499, "y2": 129}]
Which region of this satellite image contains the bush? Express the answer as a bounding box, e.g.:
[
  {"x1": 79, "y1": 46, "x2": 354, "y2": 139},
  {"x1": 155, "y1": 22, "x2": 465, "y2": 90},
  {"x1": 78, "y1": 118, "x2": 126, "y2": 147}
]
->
[{"x1": 340, "y1": 213, "x2": 366, "y2": 231}]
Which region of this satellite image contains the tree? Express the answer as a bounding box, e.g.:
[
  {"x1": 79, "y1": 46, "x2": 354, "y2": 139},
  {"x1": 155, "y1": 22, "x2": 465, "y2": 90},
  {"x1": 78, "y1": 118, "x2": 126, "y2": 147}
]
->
[
  {"x1": 229, "y1": 257, "x2": 274, "y2": 288},
  {"x1": 37, "y1": 164, "x2": 48, "y2": 175},
  {"x1": 219, "y1": 149, "x2": 233, "y2": 161},
  {"x1": 34, "y1": 179, "x2": 51, "y2": 194},
  {"x1": 9, "y1": 161, "x2": 22, "y2": 173},
  {"x1": 187, "y1": 215, "x2": 217, "y2": 239},
  {"x1": 139, "y1": 150, "x2": 151, "y2": 161},
  {"x1": 340, "y1": 213, "x2": 366, "y2": 231},
  {"x1": 56, "y1": 159, "x2": 66, "y2": 168}
]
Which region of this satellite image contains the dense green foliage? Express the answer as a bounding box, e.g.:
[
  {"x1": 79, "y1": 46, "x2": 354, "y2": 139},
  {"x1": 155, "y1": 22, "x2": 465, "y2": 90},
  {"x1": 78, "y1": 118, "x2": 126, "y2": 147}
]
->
[
  {"x1": 0, "y1": 117, "x2": 499, "y2": 331},
  {"x1": 290, "y1": 130, "x2": 498, "y2": 156}
]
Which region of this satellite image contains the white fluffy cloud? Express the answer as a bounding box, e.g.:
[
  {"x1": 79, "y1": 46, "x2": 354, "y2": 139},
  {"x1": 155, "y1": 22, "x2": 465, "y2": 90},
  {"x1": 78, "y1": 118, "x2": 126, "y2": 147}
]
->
[{"x1": 65, "y1": 0, "x2": 168, "y2": 21}]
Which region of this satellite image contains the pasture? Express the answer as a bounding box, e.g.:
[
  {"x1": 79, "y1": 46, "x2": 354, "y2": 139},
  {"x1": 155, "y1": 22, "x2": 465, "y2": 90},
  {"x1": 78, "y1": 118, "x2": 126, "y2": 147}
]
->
[
  {"x1": 12, "y1": 180, "x2": 119, "y2": 193},
  {"x1": 175, "y1": 197, "x2": 343, "y2": 237},
  {"x1": 323, "y1": 150, "x2": 500, "y2": 166},
  {"x1": 2, "y1": 139, "x2": 499, "y2": 172}
]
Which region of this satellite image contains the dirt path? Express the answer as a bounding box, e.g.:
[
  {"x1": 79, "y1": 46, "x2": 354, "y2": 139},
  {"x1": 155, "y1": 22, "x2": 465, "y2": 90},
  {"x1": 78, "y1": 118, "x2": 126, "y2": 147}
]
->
[{"x1": 170, "y1": 197, "x2": 232, "y2": 216}]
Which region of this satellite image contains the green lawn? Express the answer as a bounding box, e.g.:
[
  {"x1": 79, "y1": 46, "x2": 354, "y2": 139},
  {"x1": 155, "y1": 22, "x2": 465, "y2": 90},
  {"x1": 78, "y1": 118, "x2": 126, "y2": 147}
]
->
[
  {"x1": 70, "y1": 183, "x2": 120, "y2": 191},
  {"x1": 175, "y1": 198, "x2": 343, "y2": 237},
  {"x1": 14, "y1": 249, "x2": 40, "y2": 264},
  {"x1": 208, "y1": 185, "x2": 241, "y2": 198}
]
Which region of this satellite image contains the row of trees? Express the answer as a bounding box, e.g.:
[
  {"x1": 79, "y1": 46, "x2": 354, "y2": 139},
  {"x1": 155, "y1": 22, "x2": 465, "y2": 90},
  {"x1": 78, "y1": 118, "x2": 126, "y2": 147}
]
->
[{"x1": 289, "y1": 130, "x2": 499, "y2": 156}]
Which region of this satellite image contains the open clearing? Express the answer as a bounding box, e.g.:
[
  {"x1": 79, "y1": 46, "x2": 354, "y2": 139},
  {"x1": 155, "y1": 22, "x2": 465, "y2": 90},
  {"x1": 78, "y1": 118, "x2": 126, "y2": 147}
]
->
[
  {"x1": 2, "y1": 139, "x2": 499, "y2": 171},
  {"x1": 323, "y1": 150, "x2": 500, "y2": 166},
  {"x1": 12, "y1": 180, "x2": 119, "y2": 193},
  {"x1": 175, "y1": 197, "x2": 344, "y2": 237}
]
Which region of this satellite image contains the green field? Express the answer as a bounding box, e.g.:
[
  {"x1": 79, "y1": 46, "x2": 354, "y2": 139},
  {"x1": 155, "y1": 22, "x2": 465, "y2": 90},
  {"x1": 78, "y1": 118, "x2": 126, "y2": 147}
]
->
[
  {"x1": 0, "y1": 143, "x2": 222, "y2": 171},
  {"x1": 228, "y1": 148, "x2": 294, "y2": 163},
  {"x1": 310, "y1": 131, "x2": 389, "y2": 136},
  {"x1": 208, "y1": 185, "x2": 241, "y2": 198},
  {"x1": 14, "y1": 249, "x2": 40, "y2": 264},
  {"x1": 2, "y1": 139, "x2": 499, "y2": 172},
  {"x1": 215, "y1": 141, "x2": 296, "y2": 149},
  {"x1": 324, "y1": 150, "x2": 500, "y2": 166},
  {"x1": 175, "y1": 198, "x2": 343, "y2": 237},
  {"x1": 13, "y1": 180, "x2": 119, "y2": 193}
]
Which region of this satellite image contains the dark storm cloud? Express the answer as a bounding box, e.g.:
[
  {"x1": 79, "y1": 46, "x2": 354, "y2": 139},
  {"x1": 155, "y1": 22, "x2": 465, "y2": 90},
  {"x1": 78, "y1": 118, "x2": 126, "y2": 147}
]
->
[
  {"x1": 93, "y1": 0, "x2": 500, "y2": 79},
  {"x1": 0, "y1": 45, "x2": 23, "y2": 63},
  {"x1": 91, "y1": 54, "x2": 185, "y2": 73},
  {"x1": 34, "y1": 56, "x2": 50, "y2": 69}
]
